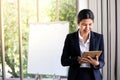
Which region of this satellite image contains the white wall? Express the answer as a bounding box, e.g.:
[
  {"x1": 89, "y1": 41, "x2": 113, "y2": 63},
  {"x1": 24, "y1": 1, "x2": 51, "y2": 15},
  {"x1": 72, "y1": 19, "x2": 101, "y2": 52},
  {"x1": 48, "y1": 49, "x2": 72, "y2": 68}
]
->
[{"x1": 78, "y1": 0, "x2": 88, "y2": 12}]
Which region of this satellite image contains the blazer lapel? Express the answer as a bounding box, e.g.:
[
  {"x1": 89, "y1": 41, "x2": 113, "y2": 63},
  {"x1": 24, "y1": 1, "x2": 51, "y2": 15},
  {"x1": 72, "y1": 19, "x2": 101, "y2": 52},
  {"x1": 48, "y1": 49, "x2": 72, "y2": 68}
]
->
[{"x1": 89, "y1": 31, "x2": 96, "y2": 51}]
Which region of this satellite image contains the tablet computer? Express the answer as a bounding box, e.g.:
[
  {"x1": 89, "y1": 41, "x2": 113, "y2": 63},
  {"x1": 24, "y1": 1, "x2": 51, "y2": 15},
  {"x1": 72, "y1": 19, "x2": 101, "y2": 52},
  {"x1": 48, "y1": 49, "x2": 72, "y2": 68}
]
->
[{"x1": 82, "y1": 51, "x2": 102, "y2": 58}]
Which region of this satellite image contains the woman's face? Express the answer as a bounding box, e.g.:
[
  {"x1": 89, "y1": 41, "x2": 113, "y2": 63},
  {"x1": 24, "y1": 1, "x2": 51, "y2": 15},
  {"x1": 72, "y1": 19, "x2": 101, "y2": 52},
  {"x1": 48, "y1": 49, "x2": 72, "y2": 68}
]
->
[{"x1": 78, "y1": 19, "x2": 93, "y2": 35}]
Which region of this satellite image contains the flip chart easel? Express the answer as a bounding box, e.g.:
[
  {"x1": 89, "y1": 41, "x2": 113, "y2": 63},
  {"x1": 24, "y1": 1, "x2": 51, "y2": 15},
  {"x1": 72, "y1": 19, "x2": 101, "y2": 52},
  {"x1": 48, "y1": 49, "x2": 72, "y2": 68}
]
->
[{"x1": 27, "y1": 22, "x2": 69, "y2": 79}]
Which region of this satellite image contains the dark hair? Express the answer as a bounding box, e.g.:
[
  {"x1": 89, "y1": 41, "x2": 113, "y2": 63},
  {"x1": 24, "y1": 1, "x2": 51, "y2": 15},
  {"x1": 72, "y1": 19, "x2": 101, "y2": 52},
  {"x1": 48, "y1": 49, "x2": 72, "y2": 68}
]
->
[{"x1": 77, "y1": 9, "x2": 94, "y2": 24}]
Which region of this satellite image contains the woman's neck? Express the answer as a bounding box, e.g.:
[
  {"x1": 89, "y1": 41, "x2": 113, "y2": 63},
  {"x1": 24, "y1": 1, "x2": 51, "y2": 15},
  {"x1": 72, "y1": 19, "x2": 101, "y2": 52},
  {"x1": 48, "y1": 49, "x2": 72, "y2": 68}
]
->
[{"x1": 80, "y1": 32, "x2": 89, "y2": 43}]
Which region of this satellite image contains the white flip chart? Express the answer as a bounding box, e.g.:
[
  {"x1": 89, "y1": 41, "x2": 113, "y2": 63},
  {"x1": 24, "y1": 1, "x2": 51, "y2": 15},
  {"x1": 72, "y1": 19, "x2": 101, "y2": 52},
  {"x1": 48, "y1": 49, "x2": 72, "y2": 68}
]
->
[{"x1": 27, "y1": 22, "x2": 69, "y2": 76}]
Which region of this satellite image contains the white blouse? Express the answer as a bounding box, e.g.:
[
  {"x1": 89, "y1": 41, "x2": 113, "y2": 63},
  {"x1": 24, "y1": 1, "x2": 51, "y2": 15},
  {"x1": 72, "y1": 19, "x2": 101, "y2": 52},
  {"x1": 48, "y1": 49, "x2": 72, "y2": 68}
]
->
[{"x1": 78, "y1": 31, "x2": 91, "y2": 68}]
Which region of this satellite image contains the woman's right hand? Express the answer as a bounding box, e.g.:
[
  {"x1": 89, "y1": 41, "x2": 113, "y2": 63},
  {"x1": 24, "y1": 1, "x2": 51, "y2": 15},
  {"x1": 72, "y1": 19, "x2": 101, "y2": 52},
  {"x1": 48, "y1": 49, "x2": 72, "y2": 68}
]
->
[
  {"x1": 77, "y1": 56, "x2": 90, "y2": 64},
  {"x1": 77, "y1": 56, "x2": 82, "y2": 64}
]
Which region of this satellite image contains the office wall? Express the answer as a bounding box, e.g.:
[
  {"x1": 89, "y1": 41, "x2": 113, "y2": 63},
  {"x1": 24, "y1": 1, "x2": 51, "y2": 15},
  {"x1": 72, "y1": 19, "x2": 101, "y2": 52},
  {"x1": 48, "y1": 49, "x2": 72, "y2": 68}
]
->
[{"x1": 78, "y1": 0, "x2": 88, "y2": 11}]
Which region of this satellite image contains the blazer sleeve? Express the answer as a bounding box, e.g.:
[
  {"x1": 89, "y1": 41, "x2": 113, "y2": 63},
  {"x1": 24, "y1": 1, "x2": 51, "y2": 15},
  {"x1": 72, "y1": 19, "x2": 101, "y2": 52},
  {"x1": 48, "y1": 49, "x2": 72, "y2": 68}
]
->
[
  {"x1": 61, "y1": 34, "x2": 79, "y2": 66},
  {"x1": 94, "y1": 34, "x2": 105, "y2": 69}
]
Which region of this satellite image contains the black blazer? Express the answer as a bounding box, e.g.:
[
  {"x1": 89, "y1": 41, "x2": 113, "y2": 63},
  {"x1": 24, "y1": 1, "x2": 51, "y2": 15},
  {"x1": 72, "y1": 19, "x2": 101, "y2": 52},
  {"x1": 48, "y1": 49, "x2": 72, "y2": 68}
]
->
[{"x1": 61, "y1": 30, "x2": 105, "y2": 80}]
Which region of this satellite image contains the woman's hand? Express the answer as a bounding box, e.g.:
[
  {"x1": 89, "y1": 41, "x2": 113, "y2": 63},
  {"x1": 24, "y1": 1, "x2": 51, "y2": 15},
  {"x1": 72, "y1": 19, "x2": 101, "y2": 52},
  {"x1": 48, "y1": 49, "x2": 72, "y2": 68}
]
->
[
  {"x1": 77, "y1": 56, "x2": 99, "y2": 67},
  {"x1": 77, "y1": 56, "x2": 91, "y2": 64},
  {"x1": 86, "y1": 56, "x2": 99, "y2": 66}
]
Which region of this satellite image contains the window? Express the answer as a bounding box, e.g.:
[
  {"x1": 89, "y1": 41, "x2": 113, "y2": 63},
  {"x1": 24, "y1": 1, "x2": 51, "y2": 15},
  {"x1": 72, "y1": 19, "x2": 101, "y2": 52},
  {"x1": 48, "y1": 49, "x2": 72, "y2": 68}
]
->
[{"x1": 0, "y1": 0, "x2": 77, "y2": 79}]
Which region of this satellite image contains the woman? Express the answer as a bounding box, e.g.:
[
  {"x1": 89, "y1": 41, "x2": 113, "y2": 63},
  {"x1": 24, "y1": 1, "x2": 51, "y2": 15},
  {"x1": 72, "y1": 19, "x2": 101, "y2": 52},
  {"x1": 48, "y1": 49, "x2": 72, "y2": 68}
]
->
[{"x1": 61, "y1": 9, "x2": 105, "y2": 80}]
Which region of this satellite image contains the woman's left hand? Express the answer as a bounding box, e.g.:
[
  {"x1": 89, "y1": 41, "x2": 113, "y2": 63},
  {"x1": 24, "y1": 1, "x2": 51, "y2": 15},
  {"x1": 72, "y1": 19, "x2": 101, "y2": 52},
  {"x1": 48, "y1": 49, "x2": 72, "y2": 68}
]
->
[{"x1": 83, "y1": 56, "x2": 99, "y2": 66}]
